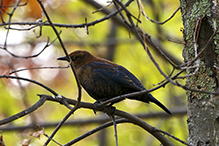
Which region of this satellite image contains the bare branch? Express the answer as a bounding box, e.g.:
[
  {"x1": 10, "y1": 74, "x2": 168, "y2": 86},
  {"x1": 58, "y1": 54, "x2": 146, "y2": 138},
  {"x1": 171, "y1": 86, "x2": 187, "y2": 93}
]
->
[
  {"x1": 0, "y1": 75, "x2": 58, "y2": 96},
  {"x1": 38, "y1": 94, "x2": 174, "y2": 146},
  {"x1": 0, "y1": 95, "x2": 47, "y2": 126},
  {"x1": 36, "y1": 1, "x2": 82, "y2": 145},
  {"x1": 0, "y1": 107, "x2": 187, "y2": 131},
  {"x1": 9, "y1": 65, "x2": 70, "y2": 75},
  {"x1": 0, "y1": 34, "x2": 58, "y2": 59},
  {"x1": 156, "y1": 129, "x2": 191, "y2": 146}
]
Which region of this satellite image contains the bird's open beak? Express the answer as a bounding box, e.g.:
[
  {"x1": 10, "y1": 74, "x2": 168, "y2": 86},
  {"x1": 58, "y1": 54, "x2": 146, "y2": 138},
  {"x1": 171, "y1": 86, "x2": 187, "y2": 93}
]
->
[{"x1": 57, "y1": 56, "x2": 68, "y2": 61}]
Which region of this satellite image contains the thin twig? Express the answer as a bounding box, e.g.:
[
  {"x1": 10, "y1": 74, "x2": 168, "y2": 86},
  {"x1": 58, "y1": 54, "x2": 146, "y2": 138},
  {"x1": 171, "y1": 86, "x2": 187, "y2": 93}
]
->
[
  {"x1": 92, "y1": 1, "x2": 113, "y2": 14},
  {"x1": 9, "y1": 65, "x2": 70, "y2": 75},
  {"x1": 64, "y1": 118, "x2": 130, "y2": 146},
  {"x1": 114, "y1": 0, "x2": 177, "y2": 86},
  {"x1": 36, "y1": 1, "x2": 82, "y2": 145},
  {"x1": 4, "y1": 20, "x2": 48, "y2": 31},
  {"x1": 0, "y1": 75, "x2": 58, "y2": 96},
  {"x1": 0, "y1": 96, "x2": 47, "y2": 126},
  {"x1": 43, "y1": 133, "x2": 62, "y2": 146},
  {"x1": 155, "y1": 129, "x2": 191, "y2": 146},
  {"x1": 141, "y1": 6, "x2": 181, "y2": 25},
  {"x1": 0, "y1": 107, "x2": 187, "y2": 131},
  {"x1": 111, "y1": 115, "x2": 118, "y2": 146},
  {"x1": 4, "y1": 0, "x2": 23, "y2": 48},
  {"x1": 1, "y1": 34, "x2": 59, "y2": 59}
]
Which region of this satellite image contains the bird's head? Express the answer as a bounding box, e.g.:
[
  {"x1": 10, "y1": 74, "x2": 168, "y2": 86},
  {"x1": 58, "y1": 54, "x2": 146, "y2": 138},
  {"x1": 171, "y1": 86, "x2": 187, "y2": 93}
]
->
[{"x1": 57, "y1": 50, "x2": 94, "y2": 68}]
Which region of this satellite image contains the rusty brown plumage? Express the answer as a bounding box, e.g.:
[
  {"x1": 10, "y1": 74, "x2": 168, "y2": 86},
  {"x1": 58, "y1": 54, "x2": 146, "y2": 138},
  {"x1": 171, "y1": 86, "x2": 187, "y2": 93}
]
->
[{"x1": 57, "y1": 50, "x2": 171, "y2": 114}]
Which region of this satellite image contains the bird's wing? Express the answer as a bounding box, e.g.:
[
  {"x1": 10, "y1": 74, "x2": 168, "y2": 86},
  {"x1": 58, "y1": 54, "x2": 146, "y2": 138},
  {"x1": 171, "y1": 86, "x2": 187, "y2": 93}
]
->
[
  {"x1": 90, "y1": 62, "x2": 143, "y2": 91},
  {"x1": 117, "y1": 66, "x2": 146, "y2": 90}
]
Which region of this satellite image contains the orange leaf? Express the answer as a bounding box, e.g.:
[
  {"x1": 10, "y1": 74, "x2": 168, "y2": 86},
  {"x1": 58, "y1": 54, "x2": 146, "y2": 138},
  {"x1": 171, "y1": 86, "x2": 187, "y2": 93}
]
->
[
  {"x1": 0, "y1": 135, "x2": 5, "y2": 146},
  {"x1": 25, "y1": 0, "x2": 42, "y2": 19},
  {"x1": 0, "y1": 0, "x2": 14, "y2": 14}
]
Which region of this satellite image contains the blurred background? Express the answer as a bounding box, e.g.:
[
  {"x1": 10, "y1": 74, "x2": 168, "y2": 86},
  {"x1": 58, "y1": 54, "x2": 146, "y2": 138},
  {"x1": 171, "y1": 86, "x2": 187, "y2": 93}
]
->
[{"x1": 0, "y1": 0, "x2": 187, "y2": 145}]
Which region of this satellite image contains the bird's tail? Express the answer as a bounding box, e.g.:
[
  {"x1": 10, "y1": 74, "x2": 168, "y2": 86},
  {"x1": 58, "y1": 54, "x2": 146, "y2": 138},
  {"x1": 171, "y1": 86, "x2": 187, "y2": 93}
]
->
[{"x1": 144, "y1": 93, "x2": 171, "y2": 115}]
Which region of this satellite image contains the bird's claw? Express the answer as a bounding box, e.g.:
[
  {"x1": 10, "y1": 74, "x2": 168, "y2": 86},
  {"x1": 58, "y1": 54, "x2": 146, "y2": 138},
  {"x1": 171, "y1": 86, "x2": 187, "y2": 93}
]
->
[
  {"x1": 93, "y1": 101, "x2": 104, "y2": 115},
  {"x1": 105, "y1": 105, "x2": 116, "y2": 117},
  {"x1": 93, "y1": 101, "x2": 115, "y2": 116}
]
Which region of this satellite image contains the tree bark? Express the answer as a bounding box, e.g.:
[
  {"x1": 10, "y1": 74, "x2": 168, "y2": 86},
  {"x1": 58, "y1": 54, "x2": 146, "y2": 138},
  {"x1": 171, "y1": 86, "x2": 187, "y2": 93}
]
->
[{"x1": 180, "y1": 0, "x2": 219, "y2": 145}]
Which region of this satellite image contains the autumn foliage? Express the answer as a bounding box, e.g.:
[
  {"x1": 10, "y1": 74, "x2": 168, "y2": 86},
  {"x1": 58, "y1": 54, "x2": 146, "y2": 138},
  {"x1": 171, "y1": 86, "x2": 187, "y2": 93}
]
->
[{"x1": 0, "y1": 0, "x2": 42, "y2": 21}]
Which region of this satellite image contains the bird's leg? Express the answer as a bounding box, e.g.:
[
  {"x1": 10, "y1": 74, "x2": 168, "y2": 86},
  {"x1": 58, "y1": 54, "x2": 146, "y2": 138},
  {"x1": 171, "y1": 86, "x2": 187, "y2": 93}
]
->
[
  {"x1": 105, "y1": 105, "x2": 116, "y2": 117},
  {"x1": 93, "y1": 98, "x2": 108, "y2": 114},
  {"x1": 93, "y1": 98, "x2": 117, "y2": 115}
]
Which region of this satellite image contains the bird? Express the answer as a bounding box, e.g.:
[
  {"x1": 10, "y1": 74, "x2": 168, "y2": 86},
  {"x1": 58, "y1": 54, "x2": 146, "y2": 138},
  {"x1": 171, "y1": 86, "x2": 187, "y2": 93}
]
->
[{"x1": 57, "y1": 50, "x2": 171, "y2": 115}]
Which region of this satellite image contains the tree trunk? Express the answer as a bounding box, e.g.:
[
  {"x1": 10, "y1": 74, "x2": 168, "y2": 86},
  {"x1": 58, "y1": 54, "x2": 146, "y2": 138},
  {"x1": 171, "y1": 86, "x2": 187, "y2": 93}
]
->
[{"x1": 180, "y1": 0, "x2": 219, "y2": 145}]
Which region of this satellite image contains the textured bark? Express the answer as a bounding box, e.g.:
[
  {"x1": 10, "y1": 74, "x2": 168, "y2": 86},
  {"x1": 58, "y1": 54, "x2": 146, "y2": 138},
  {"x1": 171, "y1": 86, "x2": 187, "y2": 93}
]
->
[{"x1": 180, "y1": 0, "x2": 219, "y2": 145}]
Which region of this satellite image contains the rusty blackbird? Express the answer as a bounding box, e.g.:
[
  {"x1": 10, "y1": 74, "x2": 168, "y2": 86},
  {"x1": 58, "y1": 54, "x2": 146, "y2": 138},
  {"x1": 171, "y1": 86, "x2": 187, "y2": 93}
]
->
[{"x1": 57, "y1": 50, "x2": 171, "y2": 114}]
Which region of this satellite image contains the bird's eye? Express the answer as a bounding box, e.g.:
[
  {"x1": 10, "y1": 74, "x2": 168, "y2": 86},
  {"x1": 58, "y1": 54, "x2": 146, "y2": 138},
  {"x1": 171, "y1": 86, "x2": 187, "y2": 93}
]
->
[{"x1": 71, "y1": 56, "x2": 77, "y2": 61}]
